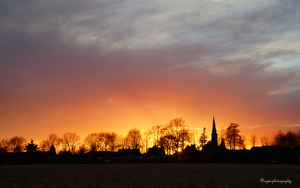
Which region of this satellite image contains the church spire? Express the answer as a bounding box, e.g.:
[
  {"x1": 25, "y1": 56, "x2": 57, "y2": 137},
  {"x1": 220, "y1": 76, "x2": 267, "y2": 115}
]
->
[
  {"x1": 211, "y1": 115, "x2": 218, "y2": 147},
  {"x1": 212, "y1": 116, "x2": 216, "y2": 134}
]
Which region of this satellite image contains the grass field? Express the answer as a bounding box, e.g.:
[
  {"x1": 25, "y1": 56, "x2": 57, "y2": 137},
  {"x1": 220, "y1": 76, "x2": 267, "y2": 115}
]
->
[{"x1": 0, "y1": 164, "x2": 299, "y2": 188}]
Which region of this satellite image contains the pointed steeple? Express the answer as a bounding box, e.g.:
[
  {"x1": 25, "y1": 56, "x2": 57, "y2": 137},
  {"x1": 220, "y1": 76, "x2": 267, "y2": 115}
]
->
[
  {"x1": 212, "y1": 116, "x2": 216, "y2": 134},
  {"x1": 211, "y1": 116, "x2": 218, "y2": 147}
]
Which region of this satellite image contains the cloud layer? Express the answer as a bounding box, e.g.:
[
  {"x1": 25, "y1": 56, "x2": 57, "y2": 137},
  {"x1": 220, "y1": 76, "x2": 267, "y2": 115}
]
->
[{"x1": 1, "y1": 0, "x2": 300, "y2": 141}]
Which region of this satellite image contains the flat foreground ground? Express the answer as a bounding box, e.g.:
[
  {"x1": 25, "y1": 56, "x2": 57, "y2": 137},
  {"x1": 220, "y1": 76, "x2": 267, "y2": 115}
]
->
[{"x1": 0, "y1": 164, "x2": 299, "y2": 188}]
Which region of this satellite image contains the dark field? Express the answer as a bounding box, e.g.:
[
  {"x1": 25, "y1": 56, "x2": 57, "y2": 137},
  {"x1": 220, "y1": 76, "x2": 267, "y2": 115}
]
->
[{"x1": 0, "y1": 164, "x2": 299, "y2": 188}]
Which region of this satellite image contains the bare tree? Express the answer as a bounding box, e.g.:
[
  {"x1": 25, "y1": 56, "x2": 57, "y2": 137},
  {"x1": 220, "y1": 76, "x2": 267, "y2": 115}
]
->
[
  {"x1": 190, "y1": 128, "x2": 196, "y2": 146},
  {"x1": 180, "y1": 128, "x2": 191, "y2": 150},
  {"x1": 103, "y1": 132, "x2": 115, "y2": 151},
  {"x1": 8, "y1": 136, "x2": 27, "y2": 153},
  {"x1": 159, "y1": 125, "x2": 171, "y2": 154},
  {"x1": 107, "y1": 132, "x2": 118, "y2": 152},
  {"x1": 126, "y1": 128, "x2": 142, "y2": 149},
  {"x1": 199, "y1": 127, "x2": 208, "y2": 150},
  {"x1": 95, "y1": 132, "x2": 117, "y2": 151},
  {"x1": 0, "y1": 139, "x2": 9, "y2": 154},
  {"x1": 158, "y1": 134, "x2": 175, "y2": 155},
  {"x1": 151, "y1": 125, "x2": 163, "y2": 147},
  {"x1": 84, "y1": 133, "x2": 99, "y2": 152},
  {"x1": 78, "y1": 144, "x2": 87, "y2": 155},
  {"x1": 62, "y1": 132, "x2": 80, "y2": 153},
  {"x1": 260, "y1": 136, "x2": 269, "y2": 146},
  {"x1": 157, "y1": 124, "x2": 177, "y2": 153},
  {"x1": 225, "y1": 123, "x2": 244, "y2": 150},
  {"x1": 102, "y1": 133, "x2": 109, "y2": 151},
  {"x1": 272, "y1": 130, "x2": 286, "y2": 147},
  {"x1": 47, "y1": 134, "x2": 61, "y2": 149},
  {"x1": 218, "y1": 128, "x2": 226, "y2": 145},
  {"x1": 249, "y1": 134, "x2": 258, "y2": 147},
  {"x1": 143, "y1": 128, "x2": 152, "y2": 153},
  {"x1": 242, "y1": 135, "x2": 246, "y2": 149},
  {"x1": 97, "y1": 132, "x2": 106, "y2": 151},
  {"x1": 285, "y1": 131, "x2": 298, "y2": 148},
  {"x1": 272, "y1": 130, "x2": 299, "y2": 148},
  {"x1": 118, "y1": 135, "x2": 128, "y2": 149},
  {"x1": 39, "y1": 139, "x2": 51, "y2": 152},
  {"x1": 166, "y1": 118, "x2": 190, "y2": 151}
]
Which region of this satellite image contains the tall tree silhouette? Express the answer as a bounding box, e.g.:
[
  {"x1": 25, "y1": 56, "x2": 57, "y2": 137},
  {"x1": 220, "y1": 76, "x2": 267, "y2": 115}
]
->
[
  {"x1": 180, "y1": 128, "x2": 190, "y2": 150},
  {"x1": 199, "y1": 127, "x2": 208, "y2": 150},
  {"x1": 84, "y1": 133, "x2": 99, "y2": 152},
  {"x1": 272, "y1": 130, "x2": 299, "y2": 148},
  {"x1": 225, "y1": 123, "x2": 244, "y2": 150},
  {"x1": 97, "y1": 132, "x2": 106, "y2": 151},
  {"x1": 0, "y1": 139, "x2": 8, "y2": 154},
  {"x1": 242, "y1": 135, "x2": 247, "y2": 149},
  {"x1": 158, "y1": 134, "x2": 175, "y2": 155},
  {"x1": 190, "y1": 129, "x2": 196, "y2": 146},
  {"x1": 103, "y1": 132, "x2": 111, "y2": 151},
  {"x1": 166, "y1": 118, "x2": 190, "y2": 151},
  {"x1": 126, "y1": 128, "x2": 142, "y2": 149},
  {"x1": 39, "y1": 139, "x2": 51, "y2": 152},
  {"x1": 8, "y1": 136, "x2": 27, "y2": 153},
  {"x1": 62, "y1": 132, "x2": 80, "y2": 153},
  {"x1": 143, "y1": 128, "x2": 152, "y2": 153},
  {"x1": 151, "y1": 125, "x2": 163, "y2": 147},
  {"x1": 285, "y1": 131, "x2": 299, "y2": 148},
  {"x1": 47, "y1": 134, "x2": 61, "y2": 150},
  {"x1": 260, "y1": 136, "x2": 269, "y2": 146},
  {"x1": 272, "y1": 130, "x2": 286, "y2": 147},
  {"x1": 249, "y1": 134, "x2": 258, "y2": 147},
  {"x1": 118, "y1": 135, "x2": 128, "y2": 149},
  {"x1": 107, "y1": 132, "x2": 118, "y2": 152}
]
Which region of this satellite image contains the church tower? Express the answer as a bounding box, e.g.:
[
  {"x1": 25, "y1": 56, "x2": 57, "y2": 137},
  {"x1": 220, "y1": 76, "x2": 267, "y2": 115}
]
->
[{"x1": 211, "y1": 116, "x2": 218, "y2": 147}]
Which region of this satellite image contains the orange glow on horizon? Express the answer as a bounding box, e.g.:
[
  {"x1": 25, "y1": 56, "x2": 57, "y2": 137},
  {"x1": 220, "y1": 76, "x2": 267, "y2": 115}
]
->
[
  {"x1": 1, "y1": 0, "x2": 300, "y2": 156},
  {"x1": 1, "y1": 89, "x2": 299, "y2": 151},
  {"x1": 1, "y1": 106, "x2": 299, "y2": 151}
]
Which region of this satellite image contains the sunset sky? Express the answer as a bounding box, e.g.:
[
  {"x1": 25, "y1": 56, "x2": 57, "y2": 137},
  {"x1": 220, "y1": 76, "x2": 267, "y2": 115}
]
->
[{"x1": 1, "y1": 0, "x2": 300, "y2": 147}]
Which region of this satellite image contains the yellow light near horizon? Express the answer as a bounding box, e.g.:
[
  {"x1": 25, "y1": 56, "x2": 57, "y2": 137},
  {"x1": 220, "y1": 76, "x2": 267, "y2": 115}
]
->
[{"x1": 178, "y1": 148, "x2": 182, "y2": 152}]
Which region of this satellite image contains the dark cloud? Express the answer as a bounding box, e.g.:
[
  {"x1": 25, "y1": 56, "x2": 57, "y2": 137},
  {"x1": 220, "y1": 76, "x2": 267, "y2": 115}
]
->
[{"x1": 0, "y1": 0, "x2": 300, "y2": 139}]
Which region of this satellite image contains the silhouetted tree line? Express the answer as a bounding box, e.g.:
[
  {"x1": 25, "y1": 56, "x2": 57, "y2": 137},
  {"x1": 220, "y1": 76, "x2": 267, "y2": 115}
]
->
[{"x1": 1, "y1": 118, "x2": 300, "y2": 164}]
